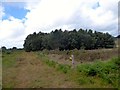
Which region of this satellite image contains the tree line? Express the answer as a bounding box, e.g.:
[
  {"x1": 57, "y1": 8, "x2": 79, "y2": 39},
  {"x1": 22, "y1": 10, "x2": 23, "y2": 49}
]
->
[{"x1": 23, "y1": 28, "x2": 115, "y2": 52}]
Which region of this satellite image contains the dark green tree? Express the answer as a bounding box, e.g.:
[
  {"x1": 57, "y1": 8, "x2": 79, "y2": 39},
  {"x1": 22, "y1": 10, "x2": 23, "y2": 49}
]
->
[{"x1": 23, "y1": 29, "x2": 115, "y2": 51}]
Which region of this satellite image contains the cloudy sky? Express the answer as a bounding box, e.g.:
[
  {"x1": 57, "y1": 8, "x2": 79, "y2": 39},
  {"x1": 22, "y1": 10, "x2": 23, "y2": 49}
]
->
[{"x1": 0, "y1": 0, "x2": 119, "y2": 48}]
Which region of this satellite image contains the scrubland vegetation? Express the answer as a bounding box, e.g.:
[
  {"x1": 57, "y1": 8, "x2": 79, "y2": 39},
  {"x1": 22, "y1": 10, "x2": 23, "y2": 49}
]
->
[
  {"x1": 1, "y1": 29, "x2": 120, "y2": 88},
  {"x1": 38, "y1": 49, "x2": 119, "y2": 88},
  {"x1": 2, "y1": 48, "x2": 120, "y2": 88}
]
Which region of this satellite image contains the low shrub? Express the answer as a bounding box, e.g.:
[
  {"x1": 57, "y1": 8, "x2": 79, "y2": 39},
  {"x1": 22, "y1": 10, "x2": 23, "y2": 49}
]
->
[
  {"x1": 38, "y1": 52, "x2": 71, "y2": 74},
  {"x1": 6, "y1": 50, "x2": 12, "y2": 54},
  {"x1": 87, "y1": 68, "x2": 97, "y2": 76},
  {"x1": 56, "y1": 64, "x2": 71, "y2": 74},
  {"x1": 76, "y1": 57, "x2": 119, "y2": 87},
  {"x1": 38, "y1": 52, "x2": 119, "y2": 88},
  {"x1": 77, "y1": 77, "x2": 88, "y2": 85},
  {"x1": 45, "y1": 60, "x2": 56, "y2": 67}
]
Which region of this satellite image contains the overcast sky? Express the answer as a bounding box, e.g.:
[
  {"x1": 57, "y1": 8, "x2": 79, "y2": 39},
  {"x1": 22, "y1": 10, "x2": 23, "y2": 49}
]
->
[{"x1": 0, "y1": 0, "x2": 119, "y2": 48}]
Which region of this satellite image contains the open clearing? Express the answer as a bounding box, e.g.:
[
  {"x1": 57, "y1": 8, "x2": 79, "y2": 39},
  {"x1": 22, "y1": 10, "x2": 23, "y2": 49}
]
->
[
  {"x1": 2, "y1": 49, "x2": 119, "y2": 88},
  {"x1": 2, "y1": 51, "x2": 79, "y2": 88}
]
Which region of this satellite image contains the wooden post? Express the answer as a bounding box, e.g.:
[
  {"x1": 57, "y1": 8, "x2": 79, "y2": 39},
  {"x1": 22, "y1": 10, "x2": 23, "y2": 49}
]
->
[{"x1": 71, "y1": 54, "x2": 75, "y2": 68}]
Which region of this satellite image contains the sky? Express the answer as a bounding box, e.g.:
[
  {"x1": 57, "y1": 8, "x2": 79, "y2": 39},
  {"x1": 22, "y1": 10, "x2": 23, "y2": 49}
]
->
[{"x1": 0, "y1": 0, "x2": 119, "y2": 48}]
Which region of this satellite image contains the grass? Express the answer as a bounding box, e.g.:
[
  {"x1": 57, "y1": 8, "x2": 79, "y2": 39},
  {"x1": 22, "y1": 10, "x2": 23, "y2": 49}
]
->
[
  {"x1": 3, "y1": 50, "x2": 79, "y2": 88},
  {"x1": 45, "y1": 48, "x2": 118, "y2": 62},
  {"x1": 56, "y1": 64, "x2": 71, "y2": 74},
  {"x1": 2, "y1": 49, "x2": 119, "y2": 88},
  {"x1": 76, "y1": 57, "x2": 119, "y2": 87},
  {"x1": 2, "y1": 50, "x2": 23, "y2": 88},
  {"x1": 38, "y1": 52, "x2": 71, "y2": 74},
  {"x1": 37, "y1": 51, "x2": 119, "y2": 88},
  {"x1": 2, "y1": 50, "x2": 23, "y2": 68}
]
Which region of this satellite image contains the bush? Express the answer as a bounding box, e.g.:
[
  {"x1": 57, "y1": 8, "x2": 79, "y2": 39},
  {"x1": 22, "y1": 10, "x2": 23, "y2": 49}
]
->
[
  {"x1": 57, "y1": 64, "x2": 71, "y2": 74},
  {"x1": 76, "y1": 57, "x2": 119, "y2": 87},
  {"x1": 6, "y1": 50, "x2": 12, "y2": 54},
  {"x1": 113, "y1": 57, "x2": 120, "y2": 67},
  {"x1": 77, "y1": 77, "x2": 88, "y2": 85},
  {"x1": 87, "y1": 68, "x2": 97, "y2": 76},
  {"x1": 45, "y1": 60, "x2": 56, "y2": 67}
]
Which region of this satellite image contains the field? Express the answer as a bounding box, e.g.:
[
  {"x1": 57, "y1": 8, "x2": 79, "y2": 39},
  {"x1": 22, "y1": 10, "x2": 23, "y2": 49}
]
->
[{"x1": 2, "y1": 48, "x2": 120, "y2": 88}]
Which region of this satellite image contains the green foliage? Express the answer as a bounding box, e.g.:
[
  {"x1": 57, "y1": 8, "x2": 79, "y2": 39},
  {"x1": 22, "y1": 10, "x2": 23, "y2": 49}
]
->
[
  {"x1": 38, "y1": 52, "x2": 71, "y2": 74},
  {"x1": 24, "y1": 29, "x2": 115, "y2": 52},
  {"x1": 2, "y1": 50, "x2": 23, "y2": 68},
  {"x1": 1, "y1": 46, "x2": 6, "y2": 52},
  {"x1": 6, "y1": 50, "x2": 12, "y2": 54},
  {"x1": 76, "y1": 57, "x2": 119, "y2": 87},
  {"x1": 12, "y1": 47, "x2": 17, "y2": 50},
  {"x1": 38, "y1": 51, "x2": 119, "y2": 88},
  {"x1": 56, "y1": 64, "x2": 71, "y2": 74},
  {"x1": 77, "y1": 77, "x2": 88, "y2": 85},
  {"x1": 113, "y1": 56, "x2": 120, "y2": 66},
  {"x1": 77, "y1": 76, "x2": 95, "y2": 85},
  {"x1": 45, "y1": 60, "x2": 56, "y2": 67},
  {"x1": 2, "y1": 52, "x2": 16, "y2": 68}
]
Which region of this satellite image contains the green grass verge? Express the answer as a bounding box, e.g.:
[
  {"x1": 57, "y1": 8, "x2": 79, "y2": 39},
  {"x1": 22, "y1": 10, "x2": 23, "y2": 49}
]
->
[
  {"x1": 2, "y1": 50, "x2": 23, "y2": 68},
  {"x1": 37, "y1": 52, "x2": 71, "y2": 74},
  {"x1": 2, "y1": 50, "x2": 23, "y2": 88},
  {"x1": 76, "y1": 57, "x2": 120, "y2": 88}
]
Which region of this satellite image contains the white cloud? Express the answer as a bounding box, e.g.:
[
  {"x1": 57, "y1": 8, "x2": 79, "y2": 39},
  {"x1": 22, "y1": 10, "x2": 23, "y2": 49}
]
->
[
  {"x1": 24, "y1": 0, "x2": 41, "y2": 10},
  {"x1": 24, "y1": 0, "x2": 96, "y2": 34},
  {"x1": 24, "y1": 0, "x2": 83, "y2": 34},
  {"x1": 24, "y1": 0, "x2": 118, "y2": 35},
  {"x1": 0, "y1": 0, "x2": 119, "y2": 48},
  {"x1": 0, "y1": 16, "x2": 26, "y2": 48}
]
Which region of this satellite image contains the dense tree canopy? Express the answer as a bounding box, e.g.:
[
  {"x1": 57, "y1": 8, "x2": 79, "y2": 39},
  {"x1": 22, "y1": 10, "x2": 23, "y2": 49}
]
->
[
  {"x1": 23, "y1": 28, "x2": 115, "y2": 52},
  {"x1": 116, "y1": 35, "x2": 120, "y2": 38},
  {"x1": 1, "y1": 46, "x2": 6, "y2": 52}
]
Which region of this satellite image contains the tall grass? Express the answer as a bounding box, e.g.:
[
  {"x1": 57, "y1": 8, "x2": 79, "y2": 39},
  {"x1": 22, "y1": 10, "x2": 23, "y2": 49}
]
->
[
  {"x1": 76, "y1": 57, "x2": 120, "y2": 87},
  {"x1": 56, "y1": 64, "x2": 71, "y2": 73},
  {"x1": 44, "y1": 49, "x2": 118, "y2": 62},
  {"x1": 2, "y1": 50, "x2": 23, "y2": 88},
  {"x1": 38, "y1": 52, "x2": 71, "y2": 74},
  {"x1": 37, "y1": 51, "x2": 119, "y2": 88},
  {"x1": 2, "y1": 50, "x2": 19, "y2": 68}
]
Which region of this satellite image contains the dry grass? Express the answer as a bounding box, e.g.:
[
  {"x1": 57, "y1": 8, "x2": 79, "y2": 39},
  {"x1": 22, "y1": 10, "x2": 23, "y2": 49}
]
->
[
  {"x1": 2, "y1": 49, "x2": 119, "y2": 88},
  {"x1": 2, "y1": 51, "x2": 79, "y2": 88},
  {"x1": 46, "y1": 48, "x2": 118, "y2": 65}
]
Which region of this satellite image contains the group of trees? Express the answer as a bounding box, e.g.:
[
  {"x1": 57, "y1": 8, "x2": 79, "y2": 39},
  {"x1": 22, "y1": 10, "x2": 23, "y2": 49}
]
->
[
  {"x1": 1, "y1": 46, "x2": 23, "y2": 52},
  {"x1": 116, "y1": 35, "x2": 120, "y2": 38},
  {"x1": 1, "y1": 46, "x2": 17, "y2": 50},
  {"x1": 23, "y1": 29, "x2": 115, "y2": 52}
]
